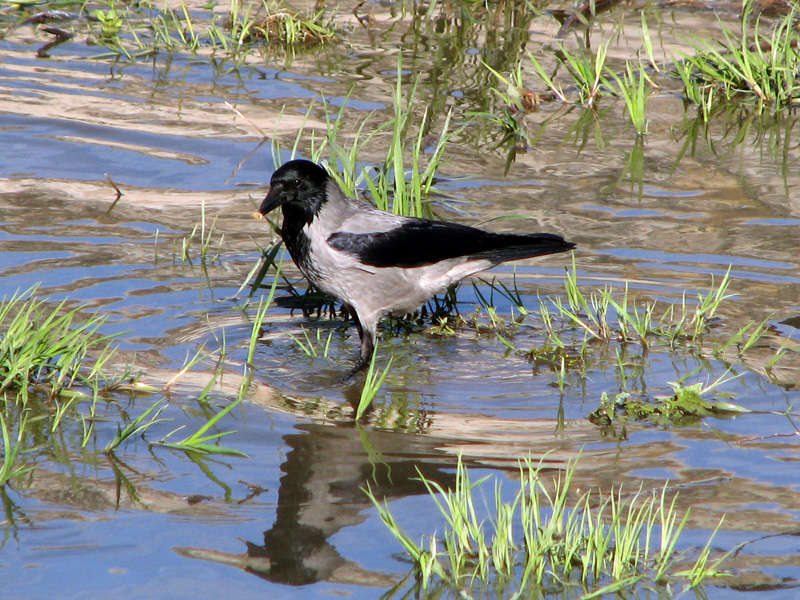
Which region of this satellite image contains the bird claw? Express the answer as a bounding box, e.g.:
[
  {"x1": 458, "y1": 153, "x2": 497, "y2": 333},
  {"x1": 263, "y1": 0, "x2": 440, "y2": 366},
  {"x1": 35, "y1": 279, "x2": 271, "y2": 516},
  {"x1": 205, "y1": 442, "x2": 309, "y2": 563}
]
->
[{"x1": 340, "y1": 355, "x2": 370, "y2": 383}]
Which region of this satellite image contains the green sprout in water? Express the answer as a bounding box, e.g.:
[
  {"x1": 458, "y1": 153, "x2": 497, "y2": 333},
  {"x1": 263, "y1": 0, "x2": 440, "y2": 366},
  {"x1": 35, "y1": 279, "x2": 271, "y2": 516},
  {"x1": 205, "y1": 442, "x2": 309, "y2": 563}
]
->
[
  {"x1": 0, "y1": 287, "x2": 120, "y2": 405},
  {"x1": 90, "y1": 0, "x2": 125, "y2": 41},
  {"x1": 590, "y1": 369, "x2": 750, "y2": 429},
  {"x1": 288, "y1": 326, "x2": 334, "y2": 359},
  {"x1": 104, "y1": 398, "x2": 169, "y2": 453},
  {"x1": 607, "y1": 61, "x2": 651, "y2": 136},
  {"x1": 526, "y1": 41, "x2": 611, "y2": 109},
  {"x1": 676, "y1": 1, "x2": 800, "y2": 116},
  {"x1": 367, "y1": 455, "x2": 729, "y2": 596},
  {"x1": 247, "y1": 278, "x2": 278, "y2": 366},
  {"x1": 157, "y1": 395, "x2": 247, "y2": 457},
  {"x1": 0, "y1": 412, "x2": 35, "y2": 486},
  {"x1": 356, "y1": 345, "x2": 393, "y2": 421},
  {"x1": 319, "y1": 54, "x2": 459, "y2": 220},
  {"x1": 174, "y1": 200, "x2": 224, "y2": 267}
]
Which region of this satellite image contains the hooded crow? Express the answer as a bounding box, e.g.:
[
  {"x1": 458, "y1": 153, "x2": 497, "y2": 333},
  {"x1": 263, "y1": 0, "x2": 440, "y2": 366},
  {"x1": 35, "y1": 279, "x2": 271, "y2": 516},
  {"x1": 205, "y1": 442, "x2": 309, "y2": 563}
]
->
[{"x1": 259, "y1": 159, "x2": 575, "y2": 373}]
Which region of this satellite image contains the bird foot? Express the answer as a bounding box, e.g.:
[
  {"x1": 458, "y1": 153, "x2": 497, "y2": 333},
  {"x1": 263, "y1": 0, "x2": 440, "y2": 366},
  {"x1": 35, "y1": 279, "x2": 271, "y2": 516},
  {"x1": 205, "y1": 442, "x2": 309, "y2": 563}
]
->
[{"x1": 340, "y1": 356, "x2": 370, "y2": 383}]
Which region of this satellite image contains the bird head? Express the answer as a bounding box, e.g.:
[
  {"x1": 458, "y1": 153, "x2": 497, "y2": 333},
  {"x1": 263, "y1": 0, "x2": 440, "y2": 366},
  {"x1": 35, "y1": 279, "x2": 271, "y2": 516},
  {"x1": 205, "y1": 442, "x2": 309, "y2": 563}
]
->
[{"x1": 259, "y1": 159, "x2": 329, "y2": 219}]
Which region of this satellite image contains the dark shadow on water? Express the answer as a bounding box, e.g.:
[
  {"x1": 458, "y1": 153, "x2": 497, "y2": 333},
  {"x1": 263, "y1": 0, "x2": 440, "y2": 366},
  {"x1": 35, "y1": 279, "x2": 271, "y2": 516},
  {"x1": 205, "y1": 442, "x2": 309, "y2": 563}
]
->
[
  {"x1": 247, "y1": 424, "x2": 458, "y2": 585},
  {"x1": 176, "y1": 422, "x2": 462, "y2": 586}
]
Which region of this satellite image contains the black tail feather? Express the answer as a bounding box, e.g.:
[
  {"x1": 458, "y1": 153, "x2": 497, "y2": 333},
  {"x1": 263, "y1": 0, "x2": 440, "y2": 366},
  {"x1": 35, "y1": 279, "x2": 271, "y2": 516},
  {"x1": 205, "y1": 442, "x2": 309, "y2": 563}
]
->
[{"x1": 468, "y1": 234, "x2": 575, "y2": 265}]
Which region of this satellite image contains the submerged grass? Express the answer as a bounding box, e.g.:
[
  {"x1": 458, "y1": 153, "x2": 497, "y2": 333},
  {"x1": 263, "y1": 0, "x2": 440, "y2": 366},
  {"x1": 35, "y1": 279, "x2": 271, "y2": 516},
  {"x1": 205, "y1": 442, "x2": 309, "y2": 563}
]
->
[
  {"x1": 2, "y1": 0, "x2": 336, "y2": 60},
  {"x1": 267, "y1": 54, "x2": 460, "y2": 220},
  {"x1": 138, "y1": 0, "x2": 336, "y2": 57},
  {"x1": 675, "y1": 2, "x2": 800, "y2": 116},
  {"x1": 0, "y1": 287, "x2": 120, "y2": 404},
  {"x1": 367, "y1": 455, "x2": 727, "y2": 597},
  {"x1": 0, "y1": 282, "x2": 270, "y2": 484},
  {"x1": 538, "y1": 258, "x2": 739, "y2": 351},
  {"x1": 590, "y1": 371, "x2": 750, "y2": 429}
]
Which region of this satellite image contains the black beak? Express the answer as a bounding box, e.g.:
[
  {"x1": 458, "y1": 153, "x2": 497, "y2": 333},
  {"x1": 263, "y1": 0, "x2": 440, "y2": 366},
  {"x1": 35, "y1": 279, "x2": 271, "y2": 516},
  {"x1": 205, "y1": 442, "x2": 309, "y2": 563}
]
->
[{"x1": 259, "y1": 184, "x2": 284, "y2": 215}]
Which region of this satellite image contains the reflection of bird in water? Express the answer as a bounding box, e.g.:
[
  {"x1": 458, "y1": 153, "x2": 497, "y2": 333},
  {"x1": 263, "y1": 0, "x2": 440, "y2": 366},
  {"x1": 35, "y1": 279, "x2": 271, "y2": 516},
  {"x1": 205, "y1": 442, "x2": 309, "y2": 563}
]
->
[
  {"x1": 167, "y1": 371, "x2": 721, "y2": 588},
  {"x1": 251, "y1": 422, "x2": 483, "y2": 584},
  {"x1": 179, "y1": 423, "x2": 459, "y2": 586},
  {"x1": 550, "y1": 0, "x2": 624, "y2": 40},
  {"x1": 172, "y1": 414, "x2": 614, "y2": 587}
]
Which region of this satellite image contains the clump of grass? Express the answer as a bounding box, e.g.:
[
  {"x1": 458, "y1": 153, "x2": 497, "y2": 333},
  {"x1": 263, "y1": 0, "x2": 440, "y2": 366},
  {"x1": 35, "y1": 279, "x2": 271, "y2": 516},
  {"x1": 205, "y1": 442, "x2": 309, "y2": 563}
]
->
[
  {"x1": 157, "y1": 393, "x2": 248, "y2": 457},
  {"x1": 144, "y1": 0, "x2": 203, "y2": 54},
  {"x1": 527, "y1": 41, "x2": 610, "y2": 108},
  {"x1": 174, "y1": 200, "x2": 224, "y2": 267},
  {"x1": 104, "y1": 397, "x2": 169, "y2": 453},
  {"x1": 7, "y1": 0, "x2": 336, "y2": 60},
  {"x1": 246, "y1": 5, "x2": 334, "y2": 46},
  {"x1": 590, "y1": 370, "x2": 750, "y2": 428},
  {"x1": 0, "y1": 285, "x2": 258, "y2": 477},
  {"x1": 607, "y1": 61, "x2": 651, "y2": 136},
  {"x1": 560, "y1": 40, "x2": 610, "y2": 108},
  {"x1": 266, "y1": 55, "x2": 459, "y2": 220},
  {"x1": 541, "y1": 260, "x2": 744, "y2": 351},
  {"x1": 525, "y1": 260, "x2": 790, "y2": 412},
  {"x1": 355, "y1": 346, "x2": 393, "y2": 420},
  {"x1": 321, "y1": 55, "x2": 459, "y2": 219},
  {"x1": 104, "y1": 394, "x2": 247, "y2": 456},
  {"x1": 211, "y1": 0, "x2": 335, "y2": 49},
  {"x1": 103, "y1": 343, "x2": 253, "y2": 457},
  {"x1": 0, "y1": 287, "x2": 120, "y2": 404},
  {"x1": 675, "y1": 1, "x2": 800, "y2": 116},
  {"x1": 367, "y1": 455, "x2": 727, "y2": 596}
]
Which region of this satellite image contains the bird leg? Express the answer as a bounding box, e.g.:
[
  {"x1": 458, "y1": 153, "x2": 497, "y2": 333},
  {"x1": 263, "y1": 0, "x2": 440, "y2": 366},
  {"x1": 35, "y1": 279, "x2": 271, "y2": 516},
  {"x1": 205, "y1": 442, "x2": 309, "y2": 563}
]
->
[
  {"x1": 344, "y1": 303, "x2": 364, "y2": 340},
  {"x1": 340, "y1": 305, "x2": 375, "y2": 380},
  {"x1": 358, "y1": 328, "x2": 375, "y2": 367},
  {"x1": 342, "y1": 337, "x2": 372, "y2": 381},
  {"x1": 343, "y1": 353, "x2": 370, "y2": 382}
]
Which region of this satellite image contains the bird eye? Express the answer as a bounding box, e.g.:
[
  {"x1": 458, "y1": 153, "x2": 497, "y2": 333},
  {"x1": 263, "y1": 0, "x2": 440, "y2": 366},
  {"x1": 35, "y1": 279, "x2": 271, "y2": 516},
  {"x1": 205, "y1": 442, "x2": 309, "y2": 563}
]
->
[{"x1": 294, "y1": 178, "x2": 301, "y2": 187}]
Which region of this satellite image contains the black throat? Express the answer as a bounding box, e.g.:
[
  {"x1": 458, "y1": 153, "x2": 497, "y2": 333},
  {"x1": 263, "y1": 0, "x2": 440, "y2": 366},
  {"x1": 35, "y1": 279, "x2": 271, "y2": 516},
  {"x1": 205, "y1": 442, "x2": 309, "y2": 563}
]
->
[
  {"x1": 280, "y1": 203, "x2": 309, "y2": 253},
  {"x1": 279, "y1": 196, "x2": 326, "y2": 275}
]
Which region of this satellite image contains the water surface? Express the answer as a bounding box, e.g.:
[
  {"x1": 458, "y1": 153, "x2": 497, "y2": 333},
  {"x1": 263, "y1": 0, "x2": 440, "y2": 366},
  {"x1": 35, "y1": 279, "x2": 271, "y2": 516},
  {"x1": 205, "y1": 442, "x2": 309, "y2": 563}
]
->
[{"x1": 2, "y1": 1, "x2": 800, "y2": 598}]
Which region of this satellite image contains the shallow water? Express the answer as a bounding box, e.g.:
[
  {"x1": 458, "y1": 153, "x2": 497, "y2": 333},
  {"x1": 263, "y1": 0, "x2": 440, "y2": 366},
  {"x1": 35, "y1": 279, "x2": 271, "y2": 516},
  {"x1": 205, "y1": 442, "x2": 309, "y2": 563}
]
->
[{"x1": 2, "y1": 1, "x2": 800, "y2": 598}]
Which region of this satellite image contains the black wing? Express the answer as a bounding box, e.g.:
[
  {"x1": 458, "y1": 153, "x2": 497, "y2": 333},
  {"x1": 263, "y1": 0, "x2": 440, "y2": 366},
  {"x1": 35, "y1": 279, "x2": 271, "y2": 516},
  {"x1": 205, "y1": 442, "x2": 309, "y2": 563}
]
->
[{"x1": 327, "y1": 219, "x2": 574, "y2": 268}]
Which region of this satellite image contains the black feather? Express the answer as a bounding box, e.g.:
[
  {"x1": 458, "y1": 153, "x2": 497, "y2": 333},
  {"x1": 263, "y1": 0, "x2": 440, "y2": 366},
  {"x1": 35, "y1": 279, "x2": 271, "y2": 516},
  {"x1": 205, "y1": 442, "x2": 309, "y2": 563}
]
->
[{"x1": 328, "y1": 220, "x2": 575, "y2": 268}]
